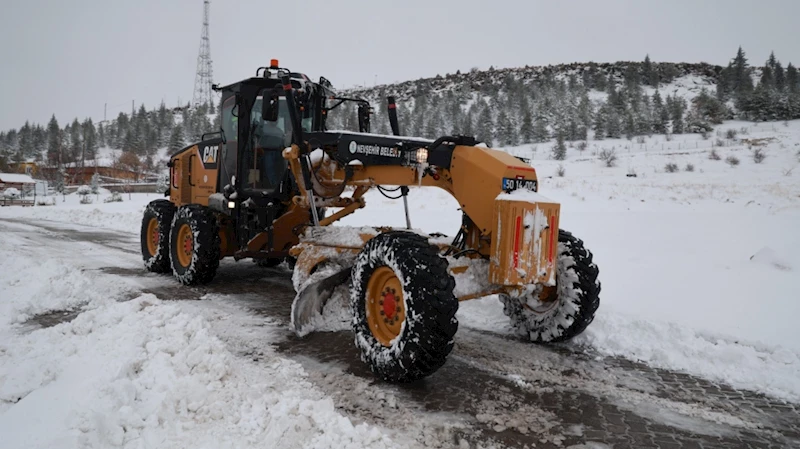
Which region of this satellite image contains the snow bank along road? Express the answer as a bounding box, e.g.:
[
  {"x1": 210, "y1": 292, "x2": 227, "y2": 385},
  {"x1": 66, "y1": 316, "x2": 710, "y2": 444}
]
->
[{"x1": 0, "y1": 216, "x2": 797, "y2": 449}]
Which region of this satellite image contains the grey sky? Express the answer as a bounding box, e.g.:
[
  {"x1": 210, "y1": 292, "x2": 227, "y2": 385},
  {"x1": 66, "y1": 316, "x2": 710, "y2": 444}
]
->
[{"x1": 1, "y1": 0, "x2": 797, "y2": 131}]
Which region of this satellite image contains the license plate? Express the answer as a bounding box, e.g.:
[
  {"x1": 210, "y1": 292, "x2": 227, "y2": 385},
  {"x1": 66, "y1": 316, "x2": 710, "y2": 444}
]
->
[{"x1": 502, "y1": 177, "x2": 537, "y2": 192}]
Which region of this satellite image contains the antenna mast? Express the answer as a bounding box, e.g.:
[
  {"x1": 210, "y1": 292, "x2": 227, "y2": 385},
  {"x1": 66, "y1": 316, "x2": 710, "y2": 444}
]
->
[{"x1": 192, "y1": 0, "x2": 215, "y2": 108}]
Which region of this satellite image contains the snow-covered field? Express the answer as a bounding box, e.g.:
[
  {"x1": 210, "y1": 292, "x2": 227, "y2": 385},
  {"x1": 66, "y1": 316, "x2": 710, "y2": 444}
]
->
[{"x1": 1, "y1": 119, "x2": 799, "y2": 447}]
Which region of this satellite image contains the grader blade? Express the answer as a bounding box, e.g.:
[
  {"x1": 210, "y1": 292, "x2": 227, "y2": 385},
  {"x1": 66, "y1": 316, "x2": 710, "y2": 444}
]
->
[{"x1": 290, "y1": 267, "x2": 352, "y2": 336}]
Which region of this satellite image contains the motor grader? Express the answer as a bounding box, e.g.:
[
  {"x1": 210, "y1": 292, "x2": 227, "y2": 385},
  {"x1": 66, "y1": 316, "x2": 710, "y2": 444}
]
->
[{"x1": 140, "y1": 60, "x2": 600, "y2": 382}]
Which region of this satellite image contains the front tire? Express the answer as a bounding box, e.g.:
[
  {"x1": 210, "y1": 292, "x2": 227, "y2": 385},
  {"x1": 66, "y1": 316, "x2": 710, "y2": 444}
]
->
[
  {"x1": 169, "y1": 205, "x2": 221, "y2": 285},
  {"x1": 141, "y1": 199, "x2": 176, "y2": 273},
  {"x1": 500, "y1": 229, "x2": 600, "y2": 343},
  {"x1": 350, "y1": 231, "x2": 458, "y2": 382}
]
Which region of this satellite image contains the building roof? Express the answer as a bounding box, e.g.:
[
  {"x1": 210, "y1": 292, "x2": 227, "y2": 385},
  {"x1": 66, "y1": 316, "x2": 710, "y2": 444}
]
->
[{"x1": 0, "y1": 173, "x2": 36, "y2": 184}]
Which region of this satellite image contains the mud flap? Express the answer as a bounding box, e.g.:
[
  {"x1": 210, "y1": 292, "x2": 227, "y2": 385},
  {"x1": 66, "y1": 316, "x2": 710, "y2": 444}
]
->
[{"x1": 290, "y1": 267, "x2": 353, "y2": 336}]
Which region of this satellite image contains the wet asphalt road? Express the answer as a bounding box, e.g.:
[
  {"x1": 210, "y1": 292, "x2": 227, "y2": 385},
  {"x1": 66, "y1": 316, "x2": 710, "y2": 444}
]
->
[{"x1": 6, "y1": 218, "x2": 800, "y2": 449}]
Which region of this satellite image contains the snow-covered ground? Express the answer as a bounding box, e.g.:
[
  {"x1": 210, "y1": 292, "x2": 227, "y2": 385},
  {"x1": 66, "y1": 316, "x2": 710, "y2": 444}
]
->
[
  {"x1": 339, "y1": 120, "x2": 800, "y2": 402},
  {"x1": 1, "y1": 119, "x2": 799, "y2": 447}
]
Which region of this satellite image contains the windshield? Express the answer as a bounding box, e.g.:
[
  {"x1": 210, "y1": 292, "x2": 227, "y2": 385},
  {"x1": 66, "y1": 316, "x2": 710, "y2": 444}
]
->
[{"x1": 251, "y1": 96, "x2": 313, "y2": 149}]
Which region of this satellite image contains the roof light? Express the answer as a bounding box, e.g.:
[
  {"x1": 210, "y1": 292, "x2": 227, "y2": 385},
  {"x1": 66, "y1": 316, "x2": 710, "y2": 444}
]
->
[{"x1": 270, "y1": 59, "x2": 279, "y2": 69}]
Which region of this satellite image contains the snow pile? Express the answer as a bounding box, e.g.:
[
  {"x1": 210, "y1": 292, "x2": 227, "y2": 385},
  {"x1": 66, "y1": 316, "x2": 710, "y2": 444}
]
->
[
  {"x1": 580, "y1": 311, "x2": 800, "y2": 403},
  {"x1": 3, "y1": 187, "x2": 21, "y2": 198},
  {"x1": 1, "y1": 296, "x2": 404, "y2": 449},
  {"x1": 0, "y1": 237, "x2": 125, "y2": 326},
  {"x1": 0, "y1": 235, "x2": 407, "y2": 449},
  {"x1": 749, "y1": 246, "x2": 792, "y2": 271}
]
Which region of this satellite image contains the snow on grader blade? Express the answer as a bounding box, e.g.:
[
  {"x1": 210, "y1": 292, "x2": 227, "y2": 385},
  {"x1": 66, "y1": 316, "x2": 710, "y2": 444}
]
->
[
  {"x1": 142, "y1": 63, "x2": 601, "y2": 382},
  {"x1": 290, "y1": 266, "x2": 351, "y2": 336}
]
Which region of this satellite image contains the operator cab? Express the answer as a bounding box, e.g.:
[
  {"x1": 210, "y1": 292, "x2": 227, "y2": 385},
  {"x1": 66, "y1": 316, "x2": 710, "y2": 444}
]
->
[{"x1": 216, "y1": 65, "x2": 323, "y2": 199}]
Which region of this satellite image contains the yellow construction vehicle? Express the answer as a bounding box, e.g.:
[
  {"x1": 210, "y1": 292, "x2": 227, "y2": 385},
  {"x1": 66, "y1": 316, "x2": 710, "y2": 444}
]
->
[{"x1": 140, "y1": 60, "x2": 600, "y2": 382}]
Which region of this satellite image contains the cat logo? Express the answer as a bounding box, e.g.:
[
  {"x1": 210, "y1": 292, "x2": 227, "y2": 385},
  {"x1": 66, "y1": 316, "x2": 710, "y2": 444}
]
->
[
  {"x1": 199, "y1": 145, "x2": 219, "y2": 169},
  {"x1": 202, "y1": 146, "x2": 218, "y2": 163}
]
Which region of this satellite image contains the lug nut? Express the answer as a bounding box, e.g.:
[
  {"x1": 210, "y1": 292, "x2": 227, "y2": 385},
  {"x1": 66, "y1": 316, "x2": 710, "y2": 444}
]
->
[
  {"x1": 379, "y1": 299, "x2": 383, "y2": 305},
  {"x1": 380, "y1": 310, "x2": 384, "y2": 315}
]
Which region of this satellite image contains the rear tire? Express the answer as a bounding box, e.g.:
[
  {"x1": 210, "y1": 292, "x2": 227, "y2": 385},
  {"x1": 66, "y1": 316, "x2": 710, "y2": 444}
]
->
[
  {"x1": 169, "y1": 205, "x2": 220, "y2": 285},
  {"x1": 141, "y1": 199, "x2": 175, "y2": 273},
  {"x1": 350, "y1": 231, "x2": 458, "y2": 382},
  {"x1": 500, "y1": 229, "x2": 600, "y2": 343}
]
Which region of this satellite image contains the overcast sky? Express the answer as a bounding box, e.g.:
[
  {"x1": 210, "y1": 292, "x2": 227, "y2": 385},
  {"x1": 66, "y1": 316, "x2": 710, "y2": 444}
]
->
[{"x1": 1, "y1": 0, "x2": 798, "y2": 131}]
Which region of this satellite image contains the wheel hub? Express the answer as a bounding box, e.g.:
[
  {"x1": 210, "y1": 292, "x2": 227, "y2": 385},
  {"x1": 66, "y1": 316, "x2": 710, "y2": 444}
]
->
[
  {"x1": 366, "y1": 266, "x2": 405, "y2": 347},
  {"x1": 522, "y1": 283, "x2": 560, "y2": 314},
  {"x1": 146, "y1": 218, "x2": 160, "y2": 256},
  {"x1": 183, "y1": 235, "x2": 192, "y2": 256},
  {"x1": 382, "y1": 289, "x2": 397, "y2": 318},
  {"x1": 175, "y1": 223, "x2": 193, "y2": 268}
]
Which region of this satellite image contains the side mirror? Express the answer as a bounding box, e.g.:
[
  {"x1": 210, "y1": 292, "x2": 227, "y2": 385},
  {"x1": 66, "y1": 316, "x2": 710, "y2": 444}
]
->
[{"x1": 262, "y1": 89, "x2": 280, "y2": 122}]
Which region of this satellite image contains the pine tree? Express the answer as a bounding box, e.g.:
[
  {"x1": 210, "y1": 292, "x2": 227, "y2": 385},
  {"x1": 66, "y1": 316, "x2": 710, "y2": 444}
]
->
[
  {"x1": 495, "y1": 109, "x2": 518, "y2": 146},
  {"x1": 593, "y1": 104, "x2": 607, "y2": 140},
  {"x1": 690, "y1": 88, "x2": 728, "y2": 124},
  {"x1": 623, "y1": 109, "x2": 636, "y2": 139},
  {"x1": 475, "y1": 106, "x2": 494, "y2": 147},
  {"x1": 668, "y1": 95, "x2": 686, "y2": 134},
  {"x1": 642, "y1": 54, "x2": 659, "y2": 87},
  {"x1": 18, "y1": 122, "x2": 34, "y2": 160},
  {"x1": 760, "y1": 62, "x2": 775, "y2": 90},
  {"x1": 462, "y1": 111, "x2": 473, "y2": 137},
  {"x1": 551, "y1": 131, "x2": 567, "y2": 160},
  {"x1": 593, "y1": 71, "x2": 607, "y2": 91},
  {"x1": 532, "y1": 112, "x2": 549, "y2": 143},
  {"x1": 82, "y1": 119, "x2": 98, "y2": 161},
  {"x1": 520, "y1": 111, "x2": 534, "y2": 143},
  {"x1": 651, "y1": 91, "x2": 668, "y2": 134},
  {"x1": 47, "y1": 115, "x2": 60, "y2": 165},
  {"x1": 114, "y1": 112, "x2": 129, "y2": 149},
  {"x1": 731, "y1": 46, "x2": 754, "y2": 110},
  {"x1": 774, "y1": 60, "x2": 786, "y2": 91},
  {"x1": 605, "y1": 108, "x2": 622, "y2": 138},
  {"x1": 97, "y1": 122, "x2": 106, "y2": 148},
  {"x1": 787, "y1": 63, "x2": 799, "y2": 94},
  {"x1": 577, "y1": 92, "x2": 592, "y2": 132},
  {"x1": 168, "y1": 124, "x2": 185, "y2": 153}
]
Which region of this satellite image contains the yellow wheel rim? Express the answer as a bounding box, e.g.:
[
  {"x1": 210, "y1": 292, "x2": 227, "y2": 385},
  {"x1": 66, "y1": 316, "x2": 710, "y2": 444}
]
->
[
  {"x1": 146, "y1": 217, "x2": 159, "y2": 256},
  {"x1": 365, "y1": 266, "x2": 406, "y2": 347},
  {"x1": 176, "y1": 223, "x2": 193, "y2": 268}
]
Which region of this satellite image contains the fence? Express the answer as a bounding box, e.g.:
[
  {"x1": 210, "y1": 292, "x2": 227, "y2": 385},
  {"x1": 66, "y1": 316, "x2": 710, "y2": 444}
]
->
[
  {"x1": 0, "y1": 198, "x2": 35, "y2": 207},
  {"x1": 63, "y1": 183, "x2": 160, "y2": 194}
]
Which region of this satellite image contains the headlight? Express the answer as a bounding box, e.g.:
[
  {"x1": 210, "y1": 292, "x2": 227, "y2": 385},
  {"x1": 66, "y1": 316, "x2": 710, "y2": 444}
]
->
[
  {"x1": 228, "y1": 201, "x2": 236, "y2": 209},
  {"x1": 416, "y1": 148, "x2": 428, "y2": 164}
]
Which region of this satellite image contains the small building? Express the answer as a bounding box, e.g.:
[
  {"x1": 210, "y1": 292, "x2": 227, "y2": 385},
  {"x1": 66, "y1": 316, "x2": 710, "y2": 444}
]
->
[
  {"x1": 0, "y1": 173, "x2": 36, "y2": 196},
  {"x1": 37, "y1": 164, "x2": 141, "y2": 185},
  {"x1": 7, "y1": 161, "x2": 39, "y2": 177}
]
